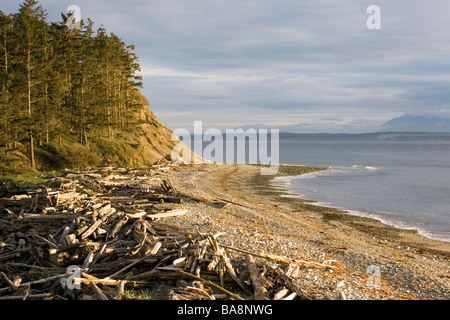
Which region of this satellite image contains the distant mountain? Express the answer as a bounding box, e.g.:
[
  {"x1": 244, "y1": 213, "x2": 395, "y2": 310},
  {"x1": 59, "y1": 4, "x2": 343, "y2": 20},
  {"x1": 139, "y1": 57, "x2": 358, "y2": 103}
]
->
[
  {"x1": 381, "y1": 115, "x2": 450, "y2": 133},
  {"x1": 278, "y1": 132, "x2": 450, "y2": 141}
]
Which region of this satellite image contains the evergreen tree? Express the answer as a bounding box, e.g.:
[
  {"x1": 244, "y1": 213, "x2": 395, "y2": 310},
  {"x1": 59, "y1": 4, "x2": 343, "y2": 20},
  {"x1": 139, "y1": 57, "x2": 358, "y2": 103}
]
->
[
  {"x1": 0, "y1": 1, "x2": 147, "y2": 170},
  {"x1": 46, "y1": 22, "x2": 67, "y2": 145},
  {"x1": 0, "y1": 11, "x2": 14, "y2": 147},
  {"x1": 12, "y1": 0, "x2": 48, "y2": 169}
]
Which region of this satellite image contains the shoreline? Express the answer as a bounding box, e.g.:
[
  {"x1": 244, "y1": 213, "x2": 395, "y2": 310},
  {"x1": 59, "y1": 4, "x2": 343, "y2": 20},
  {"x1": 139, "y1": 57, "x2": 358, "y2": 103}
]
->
[
  {"x1": 268, "y1": 165, "x2": 450, "y2": 244},
  {"x1": 251, "y1": 164, "x2": 450, "y2": 255},
  {"x1": 166, "y1": 163, "x2": 449, "y2": 299}
]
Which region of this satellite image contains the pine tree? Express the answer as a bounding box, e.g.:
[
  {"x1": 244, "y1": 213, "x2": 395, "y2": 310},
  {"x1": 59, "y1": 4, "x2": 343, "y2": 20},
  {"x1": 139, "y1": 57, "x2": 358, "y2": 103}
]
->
[
  {"x1": 94, "y1": 27, "x2": 114, "y2": 139},
  {"x1": 124, "y1": 44, "x2": 144, "y2": 129},
  {"x1": 75, "y1": 19, "x2": 98, "y2": 147},
  {"x1": 13, "y1": 0, "x2": 48, "y2": 170},
  {"x1": 0, "y1": 11, "x2": 14, "y2": 147},
  {"x1": 1, "y1": 1, "x2": 147, "y2": 171},
  {"x1": 45, "y1": 22, "x2": 67, "y2": 145}
]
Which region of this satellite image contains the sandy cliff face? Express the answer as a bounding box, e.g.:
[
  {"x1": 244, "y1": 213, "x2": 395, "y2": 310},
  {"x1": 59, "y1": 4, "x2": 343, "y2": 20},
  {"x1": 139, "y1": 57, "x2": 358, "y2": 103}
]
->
[{"x1": 134, "y1": 104, "x2": 178, "y2": 164}]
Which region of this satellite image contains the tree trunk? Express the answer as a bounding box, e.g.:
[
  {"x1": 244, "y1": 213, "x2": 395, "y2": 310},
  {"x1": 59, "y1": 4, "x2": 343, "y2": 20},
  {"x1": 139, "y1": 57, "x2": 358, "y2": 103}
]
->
[
  {"x1": 29, "y1": 128, "x2": 35, "y2": 170},
  {"x1": 84, "y1": 130, "x2": 89, "y2": 149},
  {"x1": 1, "y1": 25, "x2": 11, "y2": 148},
  {"x1": 27, "y1": 39, "x2": 35, "y2": 170},
  {"x1": 45, "y1": 84, "x2": 49, "y2": 144}
]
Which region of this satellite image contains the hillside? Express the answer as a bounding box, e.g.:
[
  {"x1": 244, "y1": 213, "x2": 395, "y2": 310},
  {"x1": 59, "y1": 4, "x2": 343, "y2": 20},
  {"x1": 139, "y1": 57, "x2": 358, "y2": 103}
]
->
[{"x1": 0, "y1": 94, "x2": 178, "y2": 174}]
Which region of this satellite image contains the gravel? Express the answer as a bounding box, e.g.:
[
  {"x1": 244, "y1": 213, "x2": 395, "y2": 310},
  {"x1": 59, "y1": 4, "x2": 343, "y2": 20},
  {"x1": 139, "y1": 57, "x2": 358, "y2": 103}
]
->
[{"x1": 159, "y1": 163, "x2": 450, "y2": 300}]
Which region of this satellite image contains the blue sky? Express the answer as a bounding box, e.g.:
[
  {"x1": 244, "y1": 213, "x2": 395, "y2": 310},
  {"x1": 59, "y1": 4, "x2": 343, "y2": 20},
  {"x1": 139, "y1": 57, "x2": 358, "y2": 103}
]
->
[{"x1": 3, "y1": 0, "x2": 450, "y2": 133}]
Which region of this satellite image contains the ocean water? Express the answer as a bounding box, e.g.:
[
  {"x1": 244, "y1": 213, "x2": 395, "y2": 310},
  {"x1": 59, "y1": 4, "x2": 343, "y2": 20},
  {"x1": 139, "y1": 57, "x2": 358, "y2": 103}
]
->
[{"x1": 271, "y1": 139, "x2": 450, "y2": 243}]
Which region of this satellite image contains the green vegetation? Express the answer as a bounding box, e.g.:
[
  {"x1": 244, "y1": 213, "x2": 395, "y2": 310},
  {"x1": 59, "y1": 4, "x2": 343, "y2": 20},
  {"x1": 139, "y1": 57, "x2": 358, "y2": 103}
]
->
[
  {"x1": 0, "y1": 171, "x2": 54, "y2": 186},
  {"x1": 0, "y1": 1, "x2": 176, "y2": 174},
  {"x1": 123, "y1": 289, "x2": 153, "y2": 300}
]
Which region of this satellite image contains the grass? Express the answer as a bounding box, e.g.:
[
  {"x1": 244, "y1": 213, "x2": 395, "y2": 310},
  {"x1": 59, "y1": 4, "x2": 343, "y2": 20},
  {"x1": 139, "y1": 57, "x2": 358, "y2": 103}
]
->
[
  {"x1": 0, "y1": 171, "x2": 58, "y2": 187},
  {"x1": 123, "y1": 289, "x2": 152, "y2": 300}
]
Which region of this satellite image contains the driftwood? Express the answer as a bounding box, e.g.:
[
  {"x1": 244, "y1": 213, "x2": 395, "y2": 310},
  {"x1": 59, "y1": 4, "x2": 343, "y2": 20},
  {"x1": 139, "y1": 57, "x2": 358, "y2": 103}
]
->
[
  {"x1": 170, "y1": 285, "x2": 215, "y2": 300},
  {"x1": 275, "y1": 267, "x2": 310, "y2": 300},
  {"x1": 0, "y1": 293, "x2": 52, "y2": 300},
  {"x1": 222, "y1": 244, "x2": 337, "y2": 270},
  {"x1": 0, "y1": 164, "x2": 338, "y2": 300},
  {"x1": 163, "y1": 267, "x2": 245, "y2": 301},
  {"x1": 88, "y1": 281, "x2": 109, "y2": 300},
  {"x1": 246, "y1": 254, "x2": 269, "y2": 300}
]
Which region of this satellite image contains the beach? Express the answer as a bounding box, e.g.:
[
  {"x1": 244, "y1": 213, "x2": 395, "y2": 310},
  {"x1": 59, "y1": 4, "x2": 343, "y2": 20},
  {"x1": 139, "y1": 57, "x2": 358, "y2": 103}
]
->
[{"x1": 162, "y1": 163, "x2": 449, "y2": 300}]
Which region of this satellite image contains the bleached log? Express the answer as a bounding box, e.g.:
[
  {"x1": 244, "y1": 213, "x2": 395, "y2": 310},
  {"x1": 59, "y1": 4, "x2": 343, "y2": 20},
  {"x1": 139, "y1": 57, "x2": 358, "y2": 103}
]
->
[
  {"x1": 148, "y1": 209, "x2": 188, "y2": 220},
  {"x1": 222, "y1": 244, "x2": 337, "y2": 270},
  {"x1": 282, "y1": 292, "x2": 297, "y2": 300},
  {"x1": 273, "y1": 288, "x2": 289, "y2": 300},
  {"x1": 246, "y1": 254, "x2": 269, "y2": 300},
  {"x1": 81, "y1": 252, "x2": 95, "y2": 270}
]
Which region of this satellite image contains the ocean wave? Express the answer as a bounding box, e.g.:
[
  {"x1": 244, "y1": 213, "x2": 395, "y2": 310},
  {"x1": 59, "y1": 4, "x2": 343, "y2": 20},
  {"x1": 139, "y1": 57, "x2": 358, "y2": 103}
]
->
[
  {"x1": 271, "y1": 166, "x2": 363, "y2": 189},
  {"x1": 300, "y1": 201, "x2": 450, "y2": 243},
  {"x1": 271, "y1": 174, "x2": 449, "y2": 243},
  {"x1": 271, "y1": 169, "x2": 332, "y2": 183}
]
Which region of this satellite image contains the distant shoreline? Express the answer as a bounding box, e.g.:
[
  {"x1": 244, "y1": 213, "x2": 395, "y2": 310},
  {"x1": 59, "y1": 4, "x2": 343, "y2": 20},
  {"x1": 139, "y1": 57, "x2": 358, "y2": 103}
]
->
[{"x1": 277, "y1": 132, "x2": 450, "y2": 141}]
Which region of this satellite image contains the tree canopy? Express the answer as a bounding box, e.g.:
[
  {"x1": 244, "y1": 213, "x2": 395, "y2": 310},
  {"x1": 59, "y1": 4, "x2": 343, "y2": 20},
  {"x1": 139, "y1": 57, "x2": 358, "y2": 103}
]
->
[{"x1": 0, "y1": 1, "x2": 144, "y2": 170}]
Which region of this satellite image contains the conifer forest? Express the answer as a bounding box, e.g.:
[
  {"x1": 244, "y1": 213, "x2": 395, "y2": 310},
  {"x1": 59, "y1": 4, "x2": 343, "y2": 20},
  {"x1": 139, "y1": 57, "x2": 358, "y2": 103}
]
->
[{"x1": 0, "y1": 1, "x2": 145, "y2": 171}]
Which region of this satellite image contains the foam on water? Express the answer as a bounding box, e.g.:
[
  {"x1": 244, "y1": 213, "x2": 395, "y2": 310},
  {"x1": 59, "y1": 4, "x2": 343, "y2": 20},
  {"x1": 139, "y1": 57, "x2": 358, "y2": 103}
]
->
[{"x1": 271, "y1": 161, "x2": 450, "y2": 243}]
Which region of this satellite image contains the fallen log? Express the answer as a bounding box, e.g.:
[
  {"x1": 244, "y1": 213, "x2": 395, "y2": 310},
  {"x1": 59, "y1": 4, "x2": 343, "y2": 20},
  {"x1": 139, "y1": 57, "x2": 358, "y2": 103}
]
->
[
  {"x1": 222, "y1": 244, "x2": 337, "y2": 270},
  {"x1": 273, "y1": 288, "x2": 289, "y2": 300},
  {"x1": 275, "y1": 267, "x2": 310, "y2": 300},
  {"x1": 88, "y1": 281, "x2": 109, "y2": 300},
  {"x1": 147, "y1": 209, "x2": 188, "y2": 220},
  {"x1": 246, "y1": 255, "x2": 269, "y2": 300},
  {"x1": 21, "y1": 213, "x2": 83, "y2": 221},
  {"x1": 0, "y1": 273, "x2": 70, "y2": 293}
]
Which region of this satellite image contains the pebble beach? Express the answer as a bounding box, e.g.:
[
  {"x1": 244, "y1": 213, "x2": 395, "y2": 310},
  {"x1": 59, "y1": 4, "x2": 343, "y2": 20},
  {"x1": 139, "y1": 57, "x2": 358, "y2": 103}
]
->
[{"x1": 161, "y1": 163, "x2": 450, "y2": 300}]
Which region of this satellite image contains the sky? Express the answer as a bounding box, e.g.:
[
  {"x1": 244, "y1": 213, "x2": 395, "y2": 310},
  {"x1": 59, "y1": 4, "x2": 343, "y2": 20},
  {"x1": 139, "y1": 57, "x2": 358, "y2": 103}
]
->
[{"x1": 3, "y1": 0, "x2": 450, "y2": 133}]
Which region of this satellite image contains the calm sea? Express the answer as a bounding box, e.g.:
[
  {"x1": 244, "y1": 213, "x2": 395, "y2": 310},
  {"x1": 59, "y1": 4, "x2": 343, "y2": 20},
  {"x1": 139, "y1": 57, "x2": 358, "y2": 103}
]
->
[{"x1": 271, "y1": 138, "x2": 450, "y2": 243}]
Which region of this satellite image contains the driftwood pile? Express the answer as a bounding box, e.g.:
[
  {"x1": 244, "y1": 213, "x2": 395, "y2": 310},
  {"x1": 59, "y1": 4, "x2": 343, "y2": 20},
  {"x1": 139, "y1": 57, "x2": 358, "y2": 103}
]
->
[{"x1": 0, "y1": 164, "x2": 336, "y2": 300}]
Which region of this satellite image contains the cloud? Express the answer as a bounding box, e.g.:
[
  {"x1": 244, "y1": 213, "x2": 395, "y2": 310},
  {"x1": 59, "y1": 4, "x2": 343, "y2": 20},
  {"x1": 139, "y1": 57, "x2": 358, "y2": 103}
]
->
[{"x1": 5, "y1": 0, "x2": 450, "y2": 133}]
